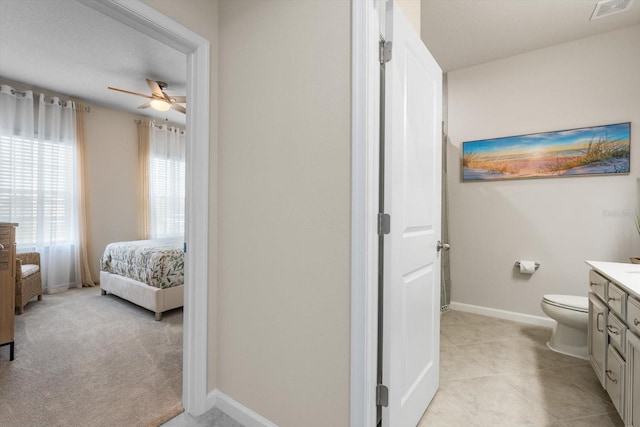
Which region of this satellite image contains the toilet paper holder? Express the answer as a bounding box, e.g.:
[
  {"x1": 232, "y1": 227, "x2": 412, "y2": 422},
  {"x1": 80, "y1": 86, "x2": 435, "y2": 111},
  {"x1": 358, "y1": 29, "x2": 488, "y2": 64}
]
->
[{"x1": 514, "y1": 261, "x2": 540, "y2": 270}]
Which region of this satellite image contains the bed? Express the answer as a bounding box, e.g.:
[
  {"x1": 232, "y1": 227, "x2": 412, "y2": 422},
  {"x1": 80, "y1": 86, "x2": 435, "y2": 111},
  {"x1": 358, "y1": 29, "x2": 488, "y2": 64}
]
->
[{"x1": 99, "y1": 238, "x2": 184, "y2": 320}]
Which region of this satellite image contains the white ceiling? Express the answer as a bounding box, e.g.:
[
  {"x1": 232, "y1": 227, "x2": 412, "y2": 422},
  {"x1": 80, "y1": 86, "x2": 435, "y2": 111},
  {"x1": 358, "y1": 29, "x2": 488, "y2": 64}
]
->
[
  {"x1": 0, "y1": 0, "x2": 187, "y2": 124},
  {"x1": 421, "y1": 0, "x2": 640, "y2": 72},
  {"x1": 1, "y1": 0, "x2": 638, "y2": 120}
]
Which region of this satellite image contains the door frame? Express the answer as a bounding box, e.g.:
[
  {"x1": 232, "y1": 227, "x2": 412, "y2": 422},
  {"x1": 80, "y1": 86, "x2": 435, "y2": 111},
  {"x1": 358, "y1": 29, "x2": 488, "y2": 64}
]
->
[
  {"x1": 80, "y1": 0, "x2": 211, "y2": 416},
  {"x1": 85, "y1": 0, "x2": 403, "y2": 423},
  {"x1": 351, "y1": 0, "x2": 385, "y2": 425}
]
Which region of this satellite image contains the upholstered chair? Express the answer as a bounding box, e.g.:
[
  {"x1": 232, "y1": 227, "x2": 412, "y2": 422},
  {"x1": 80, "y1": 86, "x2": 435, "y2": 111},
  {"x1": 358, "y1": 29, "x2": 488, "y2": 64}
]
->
[{"x1": 15, "y1": 252, "x2": 43, "y2": 314}]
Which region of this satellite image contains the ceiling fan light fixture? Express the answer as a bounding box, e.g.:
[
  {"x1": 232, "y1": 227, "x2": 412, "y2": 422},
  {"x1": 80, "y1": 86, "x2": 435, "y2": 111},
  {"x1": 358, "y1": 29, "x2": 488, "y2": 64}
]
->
[
  {"x1": 109, "y1": 79, "x2": 185, "y2": 114},
  {"x1": 150, "y1": 98, "x2": 171, "y2": 112}
]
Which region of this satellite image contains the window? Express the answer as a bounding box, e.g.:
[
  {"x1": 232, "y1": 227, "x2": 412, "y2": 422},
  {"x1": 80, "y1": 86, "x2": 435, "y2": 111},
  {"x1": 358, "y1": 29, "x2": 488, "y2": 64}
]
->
[
  {"x1": 148, "y1": 125, "x2": 185, "y2": 239},
  {"x1": 1, "y1": 87, "x2": 86, "y2": 292},
  {"x1": 0, "y1": 97, "x2": 77, "y2": 250}
]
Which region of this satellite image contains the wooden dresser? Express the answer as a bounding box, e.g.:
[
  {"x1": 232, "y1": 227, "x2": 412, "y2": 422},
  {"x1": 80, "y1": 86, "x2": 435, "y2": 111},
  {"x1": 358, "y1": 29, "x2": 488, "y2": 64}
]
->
[
  {"x1": 0, "y1": 222, "x2": 17, "y2": 361},
  {"x1": 586, "y1": 260, "x2": 640, "y2": 427}
]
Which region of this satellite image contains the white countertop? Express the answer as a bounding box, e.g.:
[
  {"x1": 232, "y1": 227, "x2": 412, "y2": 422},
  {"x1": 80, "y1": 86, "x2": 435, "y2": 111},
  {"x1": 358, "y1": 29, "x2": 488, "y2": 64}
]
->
[{"x1": 586, "y1": 260, "x2": 640, "y2": 299}]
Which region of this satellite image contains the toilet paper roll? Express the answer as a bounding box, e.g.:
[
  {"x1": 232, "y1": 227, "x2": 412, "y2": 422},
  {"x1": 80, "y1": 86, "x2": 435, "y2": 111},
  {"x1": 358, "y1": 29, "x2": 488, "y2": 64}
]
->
[{"x1": 519, "y1": 260, "x2": 537, "y2": 274}]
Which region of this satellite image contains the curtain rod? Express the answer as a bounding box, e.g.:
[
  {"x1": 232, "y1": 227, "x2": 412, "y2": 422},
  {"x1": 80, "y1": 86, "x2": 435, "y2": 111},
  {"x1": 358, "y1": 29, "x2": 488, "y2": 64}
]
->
[
  {"x1": 0, "y1": 85, "x2": 90, "y2": 112},
  {"x1": 42, "y1": 97, "x2": 90, "y2": 113},
  {"x1": 134, "y1": 119, "x2": 185, "y2": 131},
  {"x1": 0, "y1": 85, "x2": 28, "y2": 97},
  {"x1": 9, "y1": 88, "x2": 27, "y2": 97}
]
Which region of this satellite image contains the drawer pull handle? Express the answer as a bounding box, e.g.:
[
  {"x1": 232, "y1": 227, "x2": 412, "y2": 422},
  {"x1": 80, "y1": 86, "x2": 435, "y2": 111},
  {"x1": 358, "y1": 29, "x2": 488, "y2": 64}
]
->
[
  {"x1": 607, "y1": 325, "x2": 620, "y2": 335},
  {"x1": 590, "y1": 282, "x2": 602, "y2": 287},
  {"x1": 596, "y1": 312, "x2": 603, "y2": 332},
  {"x1": 635, "y1": 319, "x2": 640, "y2": 326},
  {"x1": 608, "y1": 296, "x2": 618, "y2": 302},
  {"x1": 605, "y1": 370, "x2": 618, "y2": 384}
]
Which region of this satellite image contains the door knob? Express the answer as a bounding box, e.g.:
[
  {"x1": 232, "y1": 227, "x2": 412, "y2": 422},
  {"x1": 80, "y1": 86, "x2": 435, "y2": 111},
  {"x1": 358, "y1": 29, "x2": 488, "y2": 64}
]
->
[{"x1": 437, "y1": 241, "x2": 450, "y2": 252}]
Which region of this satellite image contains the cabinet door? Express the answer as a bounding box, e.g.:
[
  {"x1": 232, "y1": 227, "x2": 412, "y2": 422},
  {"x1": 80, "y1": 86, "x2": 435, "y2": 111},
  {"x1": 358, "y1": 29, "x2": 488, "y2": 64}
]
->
[
  {"x1": 589, "y1": 293, "x2": 608, "y2": 386},
  {"x1": 627, "y1": 332, "x2": 640, "y2": 427},
  {"x1": 605, "y1": 345, "x2": 625, "y2": 420}
]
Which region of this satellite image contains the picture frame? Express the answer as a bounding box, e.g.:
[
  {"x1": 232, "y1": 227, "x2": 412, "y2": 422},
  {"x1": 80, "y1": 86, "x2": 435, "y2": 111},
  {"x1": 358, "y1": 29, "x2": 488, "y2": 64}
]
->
[{"x1": 462, "y1": 122, "x2": 631, "y2": 182}]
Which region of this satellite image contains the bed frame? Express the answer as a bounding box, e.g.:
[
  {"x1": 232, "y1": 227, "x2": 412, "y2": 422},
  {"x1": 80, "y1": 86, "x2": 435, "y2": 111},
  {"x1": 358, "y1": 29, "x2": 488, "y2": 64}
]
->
[{"x1": 100, "y1": 271, "x2": 183, "y2": 321}]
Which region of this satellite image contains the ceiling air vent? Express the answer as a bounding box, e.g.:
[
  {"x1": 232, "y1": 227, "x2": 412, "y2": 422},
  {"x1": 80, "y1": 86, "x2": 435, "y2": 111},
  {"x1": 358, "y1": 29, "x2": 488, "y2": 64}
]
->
[{"x1": 590, "y1": 0, "x2": 635, "y2": 20}]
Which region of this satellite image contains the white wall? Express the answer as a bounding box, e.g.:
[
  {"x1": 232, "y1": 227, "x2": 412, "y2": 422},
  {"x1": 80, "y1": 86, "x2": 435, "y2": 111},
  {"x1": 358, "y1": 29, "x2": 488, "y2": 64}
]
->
[
  {"x1": 447, "y1": 25, "x2": 640, "y2": 317},
  {"x1": 217, "y1": 1, "x2": 351, "y2": 426}
]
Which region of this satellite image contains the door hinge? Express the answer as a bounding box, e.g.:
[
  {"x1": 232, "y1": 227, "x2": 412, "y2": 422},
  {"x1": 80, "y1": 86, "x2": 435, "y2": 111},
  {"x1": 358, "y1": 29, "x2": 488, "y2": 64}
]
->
[
  {"x1": 376, "y1": 384, "x2": 389, "y2": 407},
  {"x1": 379, "y1": 40, "x2": 392, "y2": 64},
  {"x1": 378, "y1": 213, "x2": 390, "y2": 235}
]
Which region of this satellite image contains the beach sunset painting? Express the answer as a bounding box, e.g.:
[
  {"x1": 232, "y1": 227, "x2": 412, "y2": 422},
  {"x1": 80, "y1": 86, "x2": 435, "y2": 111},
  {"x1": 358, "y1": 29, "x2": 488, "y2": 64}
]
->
[{"x1": 462, "y1": 122, "x2": 631, "y2": 181}]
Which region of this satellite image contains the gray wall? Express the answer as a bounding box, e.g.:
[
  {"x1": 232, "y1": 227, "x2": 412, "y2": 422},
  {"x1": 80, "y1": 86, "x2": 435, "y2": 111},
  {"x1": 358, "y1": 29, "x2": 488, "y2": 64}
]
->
[{"x1": 447, "y1": 25, "x2": 640, "y2": 317}]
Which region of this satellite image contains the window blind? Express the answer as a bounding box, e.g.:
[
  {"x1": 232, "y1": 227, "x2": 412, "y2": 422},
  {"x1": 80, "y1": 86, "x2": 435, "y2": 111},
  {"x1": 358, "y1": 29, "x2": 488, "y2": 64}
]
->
[
  {"x1": 148, "y1": 125, "x2": 185, "y2": 239},
  {"x1": 0, "y1": 134, "x2": 75, "y2": 247}
]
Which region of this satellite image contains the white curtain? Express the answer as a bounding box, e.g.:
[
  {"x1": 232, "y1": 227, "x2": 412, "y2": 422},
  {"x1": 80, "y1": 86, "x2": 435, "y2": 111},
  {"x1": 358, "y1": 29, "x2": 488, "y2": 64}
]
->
[
  {"x1": 148, "y1": 124, "x2": 185, "y2": 239},
  {"x1": 36, "y1": 93, "x2": 81, "y2": 293},
  {"x1": 0, "y1": 86, "x2": 81, "y2": 293}
]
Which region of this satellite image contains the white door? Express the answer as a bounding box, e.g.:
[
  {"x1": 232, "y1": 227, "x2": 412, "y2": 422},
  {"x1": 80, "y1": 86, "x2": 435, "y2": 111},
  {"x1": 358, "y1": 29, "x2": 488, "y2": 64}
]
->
[{"x1": 381, "y1": 6, "x2": 443, "y2": 427}]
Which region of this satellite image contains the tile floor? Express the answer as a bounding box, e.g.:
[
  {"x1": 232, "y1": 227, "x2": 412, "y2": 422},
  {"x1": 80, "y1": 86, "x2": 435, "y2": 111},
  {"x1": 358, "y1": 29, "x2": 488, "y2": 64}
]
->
[{"x1": 418, "y1": 310, "x2": 624, "y2": 427}]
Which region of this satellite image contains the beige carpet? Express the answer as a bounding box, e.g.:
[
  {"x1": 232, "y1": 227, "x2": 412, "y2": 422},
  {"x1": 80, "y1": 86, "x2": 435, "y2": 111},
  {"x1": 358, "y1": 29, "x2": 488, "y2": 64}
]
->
[{"x1": 0, "y1": 286, "x2": 183, "y2": 427}]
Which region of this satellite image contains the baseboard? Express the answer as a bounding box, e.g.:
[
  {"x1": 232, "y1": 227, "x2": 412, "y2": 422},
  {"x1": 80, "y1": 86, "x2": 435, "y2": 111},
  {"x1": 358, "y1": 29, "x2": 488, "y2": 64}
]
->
[
  {"x1": 449, "y1": 301, "x2": 555, "y2": 328},
  {"x1": 202, "y1": 304, "x2": 551, "y2": 427},
  {"x1": 207, "y1": 389, "x2": 278, "y2": 427}
]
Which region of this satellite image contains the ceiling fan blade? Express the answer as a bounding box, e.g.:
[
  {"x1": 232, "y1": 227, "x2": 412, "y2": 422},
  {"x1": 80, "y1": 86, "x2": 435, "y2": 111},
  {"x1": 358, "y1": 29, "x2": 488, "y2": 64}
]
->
[
  {"x1": 146, "y1": 78, "x2": 168, "y2": 100},
  {"x1": 138, "y1": 101, "x2": 152, "y2": 109},
  {"x1": 169, "y1": 95, "x2": 186, "y2": 103},
  {"x1": 171, "y1": 103, "x2": 186, "y2": 114},
  {"x1": 108, "y1": 87, "x2": 153, "y2": 99}
]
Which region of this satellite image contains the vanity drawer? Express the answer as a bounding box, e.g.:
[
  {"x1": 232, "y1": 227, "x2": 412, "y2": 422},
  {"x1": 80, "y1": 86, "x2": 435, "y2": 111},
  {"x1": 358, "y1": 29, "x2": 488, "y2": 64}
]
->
[
  {"x1": 606, "y1": 345, "x2": 625, "y2": 418},
  {"x1": 629, "y1": 297, "x2": 640, "y2": 336},
  {"x1": 607, "y1": 282, "x2": 627, "y2": 320},
  {"x1": 589, "y1": 270, "x2": 607, "y2": 301},
  {"x1": 607, "y1": 312, "x2": 626, "y2": 357}
]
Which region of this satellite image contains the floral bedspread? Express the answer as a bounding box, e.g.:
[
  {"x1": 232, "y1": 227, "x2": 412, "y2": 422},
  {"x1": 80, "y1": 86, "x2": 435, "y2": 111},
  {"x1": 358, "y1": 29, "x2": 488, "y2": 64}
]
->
[{"x1": 100, "y1": 238, "x2": 184, "y2": 289}]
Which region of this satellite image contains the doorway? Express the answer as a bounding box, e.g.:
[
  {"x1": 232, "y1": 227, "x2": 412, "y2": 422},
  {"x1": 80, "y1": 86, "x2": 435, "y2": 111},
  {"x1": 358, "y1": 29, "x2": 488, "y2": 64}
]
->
[
  {"x1": 81, "y1": 0, "x2": 211, "y2": 415},
  {"x1": 351, "y1": 2, "x2": 443, "y2": 426},
  {"x1": 0, "y1": 0, "x2": 210, "y2": 417}
]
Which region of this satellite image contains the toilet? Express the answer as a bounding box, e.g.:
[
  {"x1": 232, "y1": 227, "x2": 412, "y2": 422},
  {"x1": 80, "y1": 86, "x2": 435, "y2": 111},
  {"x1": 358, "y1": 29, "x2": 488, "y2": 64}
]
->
[{"x1": 540, "y1": 294, "x2": 589, "y2": 360}]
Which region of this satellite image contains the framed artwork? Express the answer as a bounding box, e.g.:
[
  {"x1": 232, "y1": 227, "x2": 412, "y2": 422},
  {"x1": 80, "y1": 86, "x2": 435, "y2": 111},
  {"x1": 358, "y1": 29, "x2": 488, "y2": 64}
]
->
[{"x1": 462, "y1": 122, "x2": 631, "y2": 182}]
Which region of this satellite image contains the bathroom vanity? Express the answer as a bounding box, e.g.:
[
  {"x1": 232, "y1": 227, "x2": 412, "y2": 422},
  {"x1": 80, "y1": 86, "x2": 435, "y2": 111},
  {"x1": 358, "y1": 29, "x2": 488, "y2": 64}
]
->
[{"x1": 586, "y1": 260, "x2": 640, "y2": 427}]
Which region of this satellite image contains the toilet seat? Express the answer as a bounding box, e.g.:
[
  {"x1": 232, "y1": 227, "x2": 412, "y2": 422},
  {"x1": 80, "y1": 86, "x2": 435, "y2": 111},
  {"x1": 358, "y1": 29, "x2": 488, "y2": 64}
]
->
[{"x1": 542, "y1": 294, "x2": 588, "y2": 313}]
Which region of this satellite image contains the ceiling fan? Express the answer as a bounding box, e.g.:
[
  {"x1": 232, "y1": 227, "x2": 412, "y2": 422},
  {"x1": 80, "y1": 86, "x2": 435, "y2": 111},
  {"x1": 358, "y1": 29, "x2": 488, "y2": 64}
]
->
[{"x1": 108, "y1": 78, "x2": 186, "y2": 114}]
